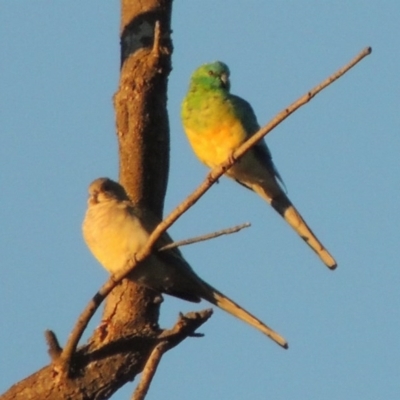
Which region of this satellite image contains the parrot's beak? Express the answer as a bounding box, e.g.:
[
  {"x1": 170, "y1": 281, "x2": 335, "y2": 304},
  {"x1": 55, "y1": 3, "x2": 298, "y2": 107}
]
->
[{"x1": 220, "y1": 73, "x2": 230, "y2": 90}]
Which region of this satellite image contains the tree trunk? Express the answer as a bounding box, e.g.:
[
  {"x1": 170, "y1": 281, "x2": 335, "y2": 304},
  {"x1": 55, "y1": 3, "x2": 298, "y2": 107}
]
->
[{"x1": 1, "y1": 1, "x2": 183, "y2": 399}]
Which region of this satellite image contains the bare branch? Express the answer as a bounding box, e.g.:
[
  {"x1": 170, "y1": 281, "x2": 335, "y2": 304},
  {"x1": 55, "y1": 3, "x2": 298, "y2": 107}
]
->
[
  {"x1": 159, "y1": 222, "x2": 251, "y2": 251},
  {"x1": 58, "y1": 47, "x2": 371, "y2": 375},
  {"x1": 132, "y1": 309, "x2": 213, "y2": 400},
  {"x1": 45, "y1": 330, "x2": 62, "y2": 361},
  {"x1": 132, "y1": 342, "x2": 169, "y2": 400},
  {"x1": 58, "y1": 289, "x2": 114, "y2": 375},
  {"x1": 139, "y1": 47, "x2": 372, "y2": 263},
  {"x1": 229, "y1": 47, "x2": 372, "y2": 164}
]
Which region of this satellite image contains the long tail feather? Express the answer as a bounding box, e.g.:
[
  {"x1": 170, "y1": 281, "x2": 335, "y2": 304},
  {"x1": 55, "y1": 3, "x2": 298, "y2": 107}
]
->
[
  {"x1": 198, "y1": 279, "x2": 288, "y2": 349},
  {"x1": 269, "y1": 192, "x2": 337, "y2": 269}
]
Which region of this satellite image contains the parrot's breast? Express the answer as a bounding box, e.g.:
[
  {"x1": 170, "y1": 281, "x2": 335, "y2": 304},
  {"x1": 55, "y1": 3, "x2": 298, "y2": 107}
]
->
[
  {"x1": 83, "y1": 203, "x2": 149, "y2": 274},
  {"x1": 182, "y1": 93, "x2": 248, "y2": 167}
]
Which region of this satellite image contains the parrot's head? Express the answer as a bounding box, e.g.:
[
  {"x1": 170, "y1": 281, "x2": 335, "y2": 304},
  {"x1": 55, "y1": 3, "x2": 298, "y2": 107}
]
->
[
  {"x1": 87, "y1": 178, "x2": 129, "y2": 205},
  {"x1": 190, "y1": 61, "x2": 231, "y2": 92}
]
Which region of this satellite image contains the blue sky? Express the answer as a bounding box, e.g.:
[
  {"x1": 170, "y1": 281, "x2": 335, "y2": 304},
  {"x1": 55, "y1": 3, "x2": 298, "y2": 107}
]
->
[{"x1": 1, "y1": 2, "x2": 399, "y2": 399}]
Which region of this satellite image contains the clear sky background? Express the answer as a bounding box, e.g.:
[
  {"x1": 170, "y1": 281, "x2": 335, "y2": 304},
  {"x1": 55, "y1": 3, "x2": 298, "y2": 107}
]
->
[{"x1": 1, "y1": 2, "x2": 399, "y2": 399}]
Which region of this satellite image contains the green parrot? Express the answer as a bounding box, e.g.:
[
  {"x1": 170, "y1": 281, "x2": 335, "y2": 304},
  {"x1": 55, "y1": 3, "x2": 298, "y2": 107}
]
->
[{"x1": 181, "y1": 61, "x2": 336, "y2": 270}]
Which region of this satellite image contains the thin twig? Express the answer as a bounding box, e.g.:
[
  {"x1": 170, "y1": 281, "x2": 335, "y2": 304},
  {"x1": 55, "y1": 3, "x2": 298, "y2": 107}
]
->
[
  {"x1": 136, "y1": 47, "x2": 372, "y2": 269},
  {"x1": 230, "y1": 47, "x2": 372, "y2": 163},
  {"x1": 159, "y1": 222, "x2": 251, "y2": 251},
  {"x1": 131, "y1": 342, "x2": 169, "y2": 400},
  {"x1": 59, "y1": 287, "x2": 114, "y2": 374},
  {"x1": 45, "y1": 330, "x2": 62, "y2": 361},
  {"x1": 132, "y1": 309, "x2": 213, "y2": 400},
  {"x1": 59, "y1": 47, "x2": 371, "y2": 375}
]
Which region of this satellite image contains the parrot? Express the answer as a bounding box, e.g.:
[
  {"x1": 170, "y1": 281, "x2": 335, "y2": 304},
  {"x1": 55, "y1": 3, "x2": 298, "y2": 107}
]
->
[
  {"x1": 181, "y1": 61, "x2": 336, "y2": 270},
  {"x1": 82, "y1": 177, "x2": 288, "y2": 348}
]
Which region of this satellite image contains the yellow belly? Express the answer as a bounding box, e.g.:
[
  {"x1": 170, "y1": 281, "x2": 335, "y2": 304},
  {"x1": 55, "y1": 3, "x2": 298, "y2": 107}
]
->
[{"x1": 185, "y1": 121, "x2": 248, "y2": 167}]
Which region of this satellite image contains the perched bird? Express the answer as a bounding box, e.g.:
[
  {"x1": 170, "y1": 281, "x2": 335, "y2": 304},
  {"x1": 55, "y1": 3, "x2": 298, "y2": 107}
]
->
[
  {"x1": 181, "y1": 61, "x2": 337, "y2": 270},
  {"x1": 82, "y1": 177, "x2": 287, "y2": 348}
]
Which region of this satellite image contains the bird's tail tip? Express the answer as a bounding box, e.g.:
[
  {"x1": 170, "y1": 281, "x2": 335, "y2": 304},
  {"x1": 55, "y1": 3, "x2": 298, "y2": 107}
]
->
[
  {"x1": 328, "y1": 262, "x2": 338, "y2": 270},
  {"x1": 321, "y1": 251, "x2": 338, "y2": 270},
  {"x1": 276, "y1": 336, "x2": 289, "y2": 349},
  {"x1": 253, "y1": 323, "x2": 289, "y2": 349}
]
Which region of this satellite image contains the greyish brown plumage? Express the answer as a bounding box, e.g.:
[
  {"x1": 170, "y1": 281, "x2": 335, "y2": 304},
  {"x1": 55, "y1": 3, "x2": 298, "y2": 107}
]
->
[{"x1": 82, "y1": 177, "x2": 288, "y2": 349}]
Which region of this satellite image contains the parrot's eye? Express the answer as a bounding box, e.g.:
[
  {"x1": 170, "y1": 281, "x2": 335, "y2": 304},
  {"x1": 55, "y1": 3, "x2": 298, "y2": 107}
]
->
[
  {"x1": 208, "y1": 70, "x2": 215, "y2": 76},
  {"x1": 101, "y1": 180, "x2": 113, "y2": 193}
]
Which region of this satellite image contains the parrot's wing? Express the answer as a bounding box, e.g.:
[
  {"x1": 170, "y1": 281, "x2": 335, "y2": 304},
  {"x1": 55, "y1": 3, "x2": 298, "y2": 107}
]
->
[
  {"x1": 156, "y1": 247, "x2": 203, "y2": 303},
  {"x1": 127, "y1": 205, "x2": 202, "y2": 302},
  {"x1": 229, "y1": 94, "x2": 260, "y2": 134},
  {"x1": 230, "y1": 94, "x2": 287, "y2": 192},
  {"x1": 253, "y1": 141, "x2": 287, "y2": 192}
]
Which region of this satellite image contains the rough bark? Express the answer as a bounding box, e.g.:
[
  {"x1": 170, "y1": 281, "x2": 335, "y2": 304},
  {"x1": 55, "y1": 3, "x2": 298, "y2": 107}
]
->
[
  {"x1": 103, "y1": 0, "x2": 173, "y2": 345},
  {"x1": 1, "y1": 1, "x2": 210, "y2": 399}
]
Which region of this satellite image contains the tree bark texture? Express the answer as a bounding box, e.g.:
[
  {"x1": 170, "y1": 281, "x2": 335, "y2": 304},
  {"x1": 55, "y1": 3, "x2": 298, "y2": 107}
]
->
[{"x1": 1, "y1": 1, "x2": 181, "y2": 399}]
